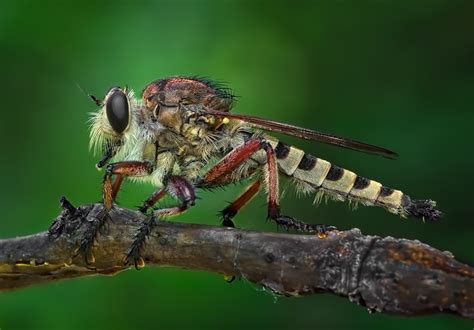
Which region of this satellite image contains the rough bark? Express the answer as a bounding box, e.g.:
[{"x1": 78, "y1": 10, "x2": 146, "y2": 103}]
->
[{"x1": 0, "y1": 202, "x2": 473, "y2": 319}]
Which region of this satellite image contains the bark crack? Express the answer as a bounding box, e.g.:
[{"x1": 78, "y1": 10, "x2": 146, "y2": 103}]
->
[{"x1": 348, "y1": 236, "x2": 379, "y2": 308}]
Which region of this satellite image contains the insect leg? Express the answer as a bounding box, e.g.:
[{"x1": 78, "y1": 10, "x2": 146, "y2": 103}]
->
[
  {"x1": 220, "y1": 180, "x2": 262, "y2": 227},
  {"x1": 103, "y1": 161, "x2": 154, "y2": 209},
  {"x1": 125, "y1": 175, "x2": 196, "y2": 269},
  {"x1": 196, "y1": 137, "x2": 261, "y2": 225},
  {"x1": 138, "y1": 188, "x2": 167, "y2": 214},
  {"x1": 153, "y1": 175, "x2": 196, "y2": 217},
  {"x1": 263, "y1": 143, "x2": 337, "y2": 235},
  {"x1": 111, "y1": 175, "x2": 124, "y2": 200},
  {"x1": 77, "y1": 161, "x2": 153, "y2": 264},
  {"x1": 199, "y1": 138, "x2": 262, "y2": 185},
  {"x1": 199, "y1": 137, "x2": 336, "y2": 234}
]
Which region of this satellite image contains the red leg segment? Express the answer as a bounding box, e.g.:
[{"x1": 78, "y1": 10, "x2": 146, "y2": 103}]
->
[
  {"x1": 220, "y1": 180, "x2": 262, "y2": 227},
  {"x1": 201, "y1": 138, "x2": 262, "y2": 185},
  {"x1": 139, "y1": 188, "x2": 167, "y2": 213},
  {"x1": 199, "y1": 138, "x2": 337, "y2": 234},
  {"x1": 103, "y1": 161, "x2": 153, "y2": 210},
  {"x1": 112, "y1": 175, "x2": 124, "y2": 200},
  {"x1": 201, "y1": 137, "x2": 280, "y2": 219},
  {"x1": 265, "y1": 142, "x2": 280, "y2": 219},
  {"x1": 74, "y1": 161, "x2": 150, "y2": 264}
]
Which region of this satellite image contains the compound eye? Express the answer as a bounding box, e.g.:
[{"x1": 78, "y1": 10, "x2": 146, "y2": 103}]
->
[{"x1": 106, "y1": 90, "x2": 130, "y2": 134}]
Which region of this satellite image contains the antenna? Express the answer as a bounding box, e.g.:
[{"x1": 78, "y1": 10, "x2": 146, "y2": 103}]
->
[{"x1": 76, "y1": 83, "x2": 102, "y2": 106}]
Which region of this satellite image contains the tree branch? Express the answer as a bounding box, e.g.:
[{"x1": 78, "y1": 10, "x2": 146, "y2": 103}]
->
[{"x1": 0, "y1": 201, "x2": 473, "y2": 319}]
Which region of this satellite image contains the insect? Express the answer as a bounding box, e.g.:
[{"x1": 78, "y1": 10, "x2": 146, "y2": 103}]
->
[{"x1": 85, "y1": 76, "x2": 441, "y2": 267}]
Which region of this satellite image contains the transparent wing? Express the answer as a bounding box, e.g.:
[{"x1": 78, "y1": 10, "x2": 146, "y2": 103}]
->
[{"x1": 200, "y1": 108, "x2": 398, "y2": 159}]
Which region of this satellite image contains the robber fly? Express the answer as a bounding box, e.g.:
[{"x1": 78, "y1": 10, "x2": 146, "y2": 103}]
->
[{"x1": 86, "y1": 76, "x2": 441, "y2": 267}]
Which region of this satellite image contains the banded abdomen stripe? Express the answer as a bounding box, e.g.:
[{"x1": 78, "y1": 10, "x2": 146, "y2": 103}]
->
[{"x1": 259, "y1": 139, "x2": 441, "y2": 221}]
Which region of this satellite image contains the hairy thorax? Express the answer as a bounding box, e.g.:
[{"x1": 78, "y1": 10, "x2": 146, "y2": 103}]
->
[{"x1": 139, "y1": 104, "x2": 239, "y2": 183}]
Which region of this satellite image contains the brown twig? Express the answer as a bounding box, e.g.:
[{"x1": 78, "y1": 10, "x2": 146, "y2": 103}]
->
[{"x1": 0, "y1": 201, "x2": 473, "y2": 319}]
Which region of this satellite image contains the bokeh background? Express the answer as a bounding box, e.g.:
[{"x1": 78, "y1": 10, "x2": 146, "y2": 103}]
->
[{"x1": 1, "y1": 1, "x2": 473, "y2": 329}]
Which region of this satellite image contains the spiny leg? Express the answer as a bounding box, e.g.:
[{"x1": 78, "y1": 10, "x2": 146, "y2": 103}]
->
[
  {"x1": 197, "y1": 137, "x2": 261, "y2": 227},
  {"x1": 198, "y1": 137, "x2": 336, "y2": 235},
  {"x1": 199, "y1": 138, "x2": 262, "y2": 185},
  {"x1": 263, "y1": 141, "x2": 336, "y2": 235},
  {"x1": 125, "y1": 175, "x2": 196, "y2": 269},
  {"x1": 111, "y1": 174, "x2": 124, "y2": 201},
  {"x1": 124, "y1": 215, "x2": 156, "y2": 269},
  {"x1": 138, "y1": 187, "x2": 167, "y2": 214},
  {"x1": 103, "y1": 161, "x2": 153, "y2": 210},
  {"x1": 75, "y1": 208, "x2": 108, "y2": 264},
  {"x1": 220, "y1": 180, "x2": 261, "y2": 227},
  {"x1": 78, "y1": 161, "x2": 153, "y2": 264}
]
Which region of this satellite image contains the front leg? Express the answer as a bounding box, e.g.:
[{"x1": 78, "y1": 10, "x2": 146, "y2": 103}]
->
[
  {"x1": 78, "y1": 161, "x2": 153, "y2": 264},
  {"x1": 103, "y1": 161, "x2": 154, "y2": 209}
]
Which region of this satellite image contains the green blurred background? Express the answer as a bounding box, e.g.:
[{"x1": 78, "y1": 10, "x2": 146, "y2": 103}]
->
[{"x1": 1, "y1": 1, "x2": 473, "y2": 329}]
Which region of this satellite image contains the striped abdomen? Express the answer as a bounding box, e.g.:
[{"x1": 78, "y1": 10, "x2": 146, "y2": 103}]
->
[{"x1": 262, "y1": 139, "x2": 441, "y2": 221}]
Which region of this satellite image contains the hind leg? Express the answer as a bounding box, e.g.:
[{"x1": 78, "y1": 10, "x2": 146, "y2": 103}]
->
[
  {"x1": 198, "y1": 137, "x2": 336, "y2": 234},
  {"x1": 262, "y1": 141, "x2": 336, "y2": 234}
]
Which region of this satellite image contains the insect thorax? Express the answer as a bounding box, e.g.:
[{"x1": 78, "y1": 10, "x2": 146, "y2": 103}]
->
[{"x1": 133, "y1": 102, "x2": 248, "y2": 184}]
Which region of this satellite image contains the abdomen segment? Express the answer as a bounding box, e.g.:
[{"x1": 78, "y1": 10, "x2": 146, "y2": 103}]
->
[{"x1": 256, "y1": 138, "x2": 441, "y2": 221}]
